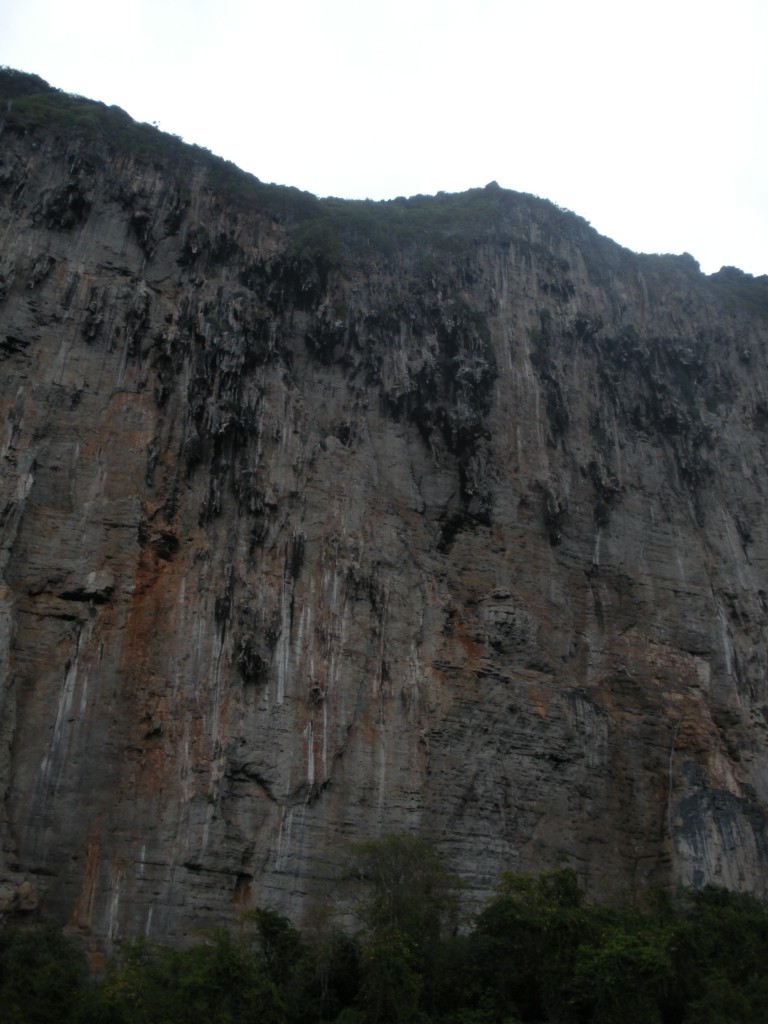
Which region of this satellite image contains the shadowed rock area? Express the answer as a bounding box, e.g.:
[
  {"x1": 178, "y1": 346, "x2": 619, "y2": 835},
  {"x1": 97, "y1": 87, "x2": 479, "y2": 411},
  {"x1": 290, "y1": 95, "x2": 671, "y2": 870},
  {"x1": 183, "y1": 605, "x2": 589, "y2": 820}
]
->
[{"x1": 2, "y1": 68, "x2": 768, "y2": 945}]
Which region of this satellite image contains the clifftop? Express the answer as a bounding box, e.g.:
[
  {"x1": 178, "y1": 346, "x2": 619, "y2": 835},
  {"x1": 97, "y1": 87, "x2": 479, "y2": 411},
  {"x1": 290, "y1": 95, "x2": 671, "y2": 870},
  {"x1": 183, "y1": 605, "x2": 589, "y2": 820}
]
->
[{"x1": 3, "y1": 66, "x2": 767, "y2": 300}]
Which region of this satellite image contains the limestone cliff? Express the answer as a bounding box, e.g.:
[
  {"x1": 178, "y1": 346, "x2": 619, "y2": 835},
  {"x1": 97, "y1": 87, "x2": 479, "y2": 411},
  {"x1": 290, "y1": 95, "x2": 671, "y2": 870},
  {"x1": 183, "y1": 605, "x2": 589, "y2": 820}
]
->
[{"x1": 2, "y1": 70, "x2": 768, "y2": 944}]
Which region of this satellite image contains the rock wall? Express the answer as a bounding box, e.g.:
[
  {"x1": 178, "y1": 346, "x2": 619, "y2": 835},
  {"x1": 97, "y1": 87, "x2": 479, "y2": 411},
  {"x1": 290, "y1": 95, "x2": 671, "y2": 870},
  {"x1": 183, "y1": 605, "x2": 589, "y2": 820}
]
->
[{"x1": 2, "y1": 111, "x2": 768, "y2": 945}]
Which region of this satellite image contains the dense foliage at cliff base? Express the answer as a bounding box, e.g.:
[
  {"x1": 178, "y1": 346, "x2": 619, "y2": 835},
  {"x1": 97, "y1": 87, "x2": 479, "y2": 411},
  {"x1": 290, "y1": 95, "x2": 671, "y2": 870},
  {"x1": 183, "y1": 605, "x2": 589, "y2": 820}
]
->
[{"x1": 2, "y1": 836, "x2": 768, "y2": 1024}]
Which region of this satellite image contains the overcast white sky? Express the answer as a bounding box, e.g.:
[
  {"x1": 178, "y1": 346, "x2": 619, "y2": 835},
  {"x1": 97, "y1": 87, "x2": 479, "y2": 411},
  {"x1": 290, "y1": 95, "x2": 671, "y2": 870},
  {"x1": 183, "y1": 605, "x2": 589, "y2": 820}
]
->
[{"x1": 2, "y1": 0, "x2": 766, "y2": 275}]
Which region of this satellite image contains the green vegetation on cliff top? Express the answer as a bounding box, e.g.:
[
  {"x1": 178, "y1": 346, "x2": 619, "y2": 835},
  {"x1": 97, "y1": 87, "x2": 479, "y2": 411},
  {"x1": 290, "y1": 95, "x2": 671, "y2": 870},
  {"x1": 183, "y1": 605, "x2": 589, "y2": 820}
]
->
[
  {"x1": 1, "y1": 66, "x2": 767, "y2": 318},
  {"x1": 0, "y1": 66, "x2": 614, "y2": 259}
]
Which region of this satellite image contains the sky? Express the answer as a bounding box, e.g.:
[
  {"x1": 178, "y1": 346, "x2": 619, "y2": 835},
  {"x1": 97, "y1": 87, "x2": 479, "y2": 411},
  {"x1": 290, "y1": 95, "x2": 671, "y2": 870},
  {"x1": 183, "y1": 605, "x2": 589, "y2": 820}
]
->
[{"x1": 2, "y1": 0, "x2": 766, "y2": 276}]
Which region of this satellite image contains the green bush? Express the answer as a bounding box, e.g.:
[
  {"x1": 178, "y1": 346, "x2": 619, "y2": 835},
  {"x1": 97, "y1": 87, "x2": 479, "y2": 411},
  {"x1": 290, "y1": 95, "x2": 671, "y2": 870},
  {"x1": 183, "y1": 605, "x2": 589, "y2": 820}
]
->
[
  {"x1": 4, "y1": 842, "x2": 768, "y2": 1023},
  {"x1": 0, "y1": 925, "x2": 86, "y2": 1024}
]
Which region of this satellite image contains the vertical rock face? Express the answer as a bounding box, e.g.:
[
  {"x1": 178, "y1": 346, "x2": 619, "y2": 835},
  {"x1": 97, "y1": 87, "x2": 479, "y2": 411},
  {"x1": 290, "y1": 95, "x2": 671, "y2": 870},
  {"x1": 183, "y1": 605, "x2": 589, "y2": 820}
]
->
[{"x1": 2, "y1": 79, "x2": 768, "y2": 944}]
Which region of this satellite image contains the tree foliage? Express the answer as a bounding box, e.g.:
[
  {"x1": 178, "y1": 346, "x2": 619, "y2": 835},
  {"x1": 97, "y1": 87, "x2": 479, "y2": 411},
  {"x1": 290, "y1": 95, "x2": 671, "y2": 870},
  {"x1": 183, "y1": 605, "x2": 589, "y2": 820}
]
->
[
  {"x1": 3, "y1": 846, "x2": 768, "y2": 1023},
  {"x1": 351, "y1": 833, "x2": 462, "y2": 943}
]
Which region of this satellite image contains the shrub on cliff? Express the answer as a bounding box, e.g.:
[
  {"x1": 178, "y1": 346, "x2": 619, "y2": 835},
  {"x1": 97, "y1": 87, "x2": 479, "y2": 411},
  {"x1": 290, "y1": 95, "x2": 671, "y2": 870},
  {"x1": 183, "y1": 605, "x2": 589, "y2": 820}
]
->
[
  {"x1": 4, "y1": 853, "x2": 768, "y2": 1022},
  {"x1": 0, "y1": 925, "x2": 86, "y2": 1024}
]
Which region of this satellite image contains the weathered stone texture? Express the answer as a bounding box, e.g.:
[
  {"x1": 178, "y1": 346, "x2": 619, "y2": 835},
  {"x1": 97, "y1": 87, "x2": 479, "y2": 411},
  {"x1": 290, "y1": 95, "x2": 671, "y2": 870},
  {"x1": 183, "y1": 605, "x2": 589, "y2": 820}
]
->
[{"x1": 1, "y1": 119, "x2": 768, "y2": 944}]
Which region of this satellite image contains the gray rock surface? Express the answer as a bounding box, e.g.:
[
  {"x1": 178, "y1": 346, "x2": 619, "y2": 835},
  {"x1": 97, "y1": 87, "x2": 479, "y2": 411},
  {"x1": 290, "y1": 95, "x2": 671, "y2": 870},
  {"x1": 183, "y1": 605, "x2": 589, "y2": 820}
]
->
[{"x1": 1, "y1": 111, "x2": 768, "y2": 945}]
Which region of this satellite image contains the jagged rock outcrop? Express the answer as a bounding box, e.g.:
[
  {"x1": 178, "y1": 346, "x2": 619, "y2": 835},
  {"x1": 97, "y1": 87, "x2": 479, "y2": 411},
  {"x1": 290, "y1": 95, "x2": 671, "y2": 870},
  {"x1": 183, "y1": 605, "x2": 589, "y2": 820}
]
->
[{"x1": 2, "y1": 71, "x2": 768, "y2": 945}]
